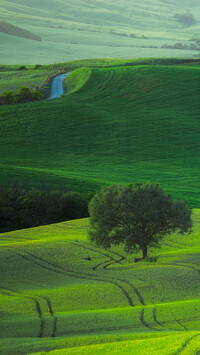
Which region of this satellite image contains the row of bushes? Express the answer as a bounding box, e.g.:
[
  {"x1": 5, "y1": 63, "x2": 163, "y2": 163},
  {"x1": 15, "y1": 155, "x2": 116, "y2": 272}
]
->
[
  {"x1": 0, "y1": 183, "x2": 94, "y2": 233},
  {"x1": 0, "y1": 86, "x2": 44, "y2": 105},
  {"x1": 162, "y1": 43, "x2": 200, "y2": 51}
]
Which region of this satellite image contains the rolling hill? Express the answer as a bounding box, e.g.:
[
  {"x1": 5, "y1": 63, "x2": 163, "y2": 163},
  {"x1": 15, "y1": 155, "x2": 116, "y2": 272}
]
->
[
  {"x1": 0, "y1": 0, "x2": 200, "y2": 64},
  {"x1": 1, "y1": 210, "x2": 200, "y2": 354},
  {"x1": 0, "y1": 21, "x2": 41, "y2": 41},
  {"x1": 0, "y1": 59, "x2": 200, "y2": 207}
]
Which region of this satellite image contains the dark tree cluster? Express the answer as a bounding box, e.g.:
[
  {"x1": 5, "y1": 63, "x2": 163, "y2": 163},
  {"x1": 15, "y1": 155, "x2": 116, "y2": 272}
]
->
[
  {"x1": 0, "y1": 86, "x2": 44, "y2": 105},
  {"x1": 162, "y1": 42, "x2": 200, "y2": 51},
  {"x1": 0, "y1": 183, "x2": 93, "y2": 233},
  {"x1": 89, "y1": 184, "x2": 192, "y2": 259},
  {"x1": 174, "y1": 12, "x2": 195, "y2": 26}
]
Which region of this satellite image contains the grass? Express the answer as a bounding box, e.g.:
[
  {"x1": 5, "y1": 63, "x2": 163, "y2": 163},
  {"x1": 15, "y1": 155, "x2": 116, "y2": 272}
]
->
[
  {"x1": 0, "y1": 21, "x2": 41, "y2": 41},
  {"x1": 1, "y1": 210, "x2": 200, "y2": 353},
  {"x1": 0, "y1": 0, "x2": 200, "y2": 64},
  {"x1": 0, "y1": 69, "x2": 51, "y2": 95},
  {"x1": 1, "y1": 61, "x2": 200, "y2": 206}
]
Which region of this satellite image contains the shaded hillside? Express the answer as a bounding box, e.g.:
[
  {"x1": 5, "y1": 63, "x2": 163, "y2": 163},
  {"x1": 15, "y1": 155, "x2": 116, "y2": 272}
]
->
[
  {"x1": 0, "y1": 21, "x2": 41, "y2": 41},
  {"x1": 0, "y1": 0, "x2": 200, "y2": 63},
  {"x1": 0, "y1": 62, "x2": 200, "y2": 206}
]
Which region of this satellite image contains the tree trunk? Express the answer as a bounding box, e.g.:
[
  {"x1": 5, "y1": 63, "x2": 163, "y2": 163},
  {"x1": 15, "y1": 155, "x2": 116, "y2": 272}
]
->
[{"x1": 142, "y1": 245, "x2": 148, "y2": 259}]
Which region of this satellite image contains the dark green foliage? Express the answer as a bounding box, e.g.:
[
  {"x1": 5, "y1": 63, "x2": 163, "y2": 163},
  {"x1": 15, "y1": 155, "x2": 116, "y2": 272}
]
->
[
  {"x1": 174, "y1": 13, "x2": 195, "y2": 26},
  {"x1": 0, "y1": 87, "x2": 44, "y2": 105},
  {"x1": 19, "y1": 65, "x2": 27, "y2": 71},
  {"x1": 35, "y1": 64, "x2": 42, "y2": 70},
  {"x1": 31, "y1": 90, "x2": 44, "y2": 101},
  {"x1": 0, "y1": 183, "x2": 93, "y2": 233},
  {"x1": 89, "y1": 184, "x2": 192, "y2": 258},
  {"x1": 2, "y1": 90, "x2": 16, "y2": 104},
  {"x1": 18, "y1": 86, "x2": 32, "y2": 101}
]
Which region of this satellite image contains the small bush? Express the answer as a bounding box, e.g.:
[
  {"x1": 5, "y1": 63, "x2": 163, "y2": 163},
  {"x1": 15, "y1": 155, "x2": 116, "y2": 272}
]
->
[
  {"x1": 18, "y1": 65, "x2": 27, "y2": 71},
  {"x1": 18, "y1": 86, "x2": 32, "y2": 101},
  {"x1": 35, "y1": 64, "x2": 41, "y2": 70},
  {"x1": 3, "y1": 91, "x2": 16, "y2": 104},
  {"x1": 32, "y1": 90, "x2": 45, "y2": 101},
  {"x1": 174, "y1": 12, "x2": 195, "y2": 26}
]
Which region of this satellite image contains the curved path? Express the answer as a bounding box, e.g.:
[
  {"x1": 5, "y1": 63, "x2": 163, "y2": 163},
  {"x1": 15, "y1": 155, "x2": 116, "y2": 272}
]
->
[{"x1": 48, "y1": 72, "x2": 70, "y2": 100}]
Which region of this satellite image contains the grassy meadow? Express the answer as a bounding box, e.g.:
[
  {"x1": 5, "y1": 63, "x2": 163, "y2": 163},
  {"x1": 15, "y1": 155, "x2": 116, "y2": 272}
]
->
[
  {"x1": 0, "y1": 0, "x2": 200, "y2": 64},
  {"x1": 1, "y1": 210, "x2": 200, "y2": 354},
  {"x1": 0, "y1": 59, "x2": 200, "y2": 206}
]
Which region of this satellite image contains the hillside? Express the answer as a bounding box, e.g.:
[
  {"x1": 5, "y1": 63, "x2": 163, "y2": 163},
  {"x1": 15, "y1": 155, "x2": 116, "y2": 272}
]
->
[
  {"x1": 0, "y1": 60, "x2": 200, "y2": 206},
  {"x1": 0, "y1": 0, "x2": 200, "y2": 64},
  {"x1": 1, "y1": 210, "x2": 200, "y2": 354},
  {"x1": 0, "y1": 21, "x2": 41, "y2": 41}
]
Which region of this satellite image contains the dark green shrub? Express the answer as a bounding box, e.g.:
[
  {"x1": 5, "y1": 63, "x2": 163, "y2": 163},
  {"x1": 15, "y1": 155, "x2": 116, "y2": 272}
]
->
[
  {"x1": 35, "y1": 64, "x2": 41, "y2": 70},
  {"x1": 32, "y1": 90, "x2": 45, "y2": 101},
  {"x1": 3, "y1": 91, "x2": 16, "y2": 104},
  {"x1": 18, "y1": 65, "x2": 27, "y2": 70},
  {"x1": 174, "y1": 13, "x2": 195, "y2": 26},
  {"x1": 18, "y1": 86, "x2": 32, "y2": 101}
]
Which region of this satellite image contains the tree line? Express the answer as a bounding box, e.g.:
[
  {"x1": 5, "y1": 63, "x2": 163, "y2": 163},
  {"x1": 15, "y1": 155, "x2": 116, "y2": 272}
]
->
[
  {"x1": 0, "y1": 183, "x2": 93, "y2": 233},
  {"x1": 0, "y1": 86, "x2": 44, "y2": 105}
]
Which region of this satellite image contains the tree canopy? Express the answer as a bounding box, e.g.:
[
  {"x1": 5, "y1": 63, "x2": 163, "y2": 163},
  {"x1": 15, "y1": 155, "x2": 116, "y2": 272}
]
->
[{"x1": 88, "y1": 184, "x2": 192, "y2": 259}]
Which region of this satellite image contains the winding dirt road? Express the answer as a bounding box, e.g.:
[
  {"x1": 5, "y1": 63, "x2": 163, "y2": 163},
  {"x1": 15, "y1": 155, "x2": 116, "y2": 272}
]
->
[{"x1": 48, "y1": 72, "x2": 70, "y2": 100}]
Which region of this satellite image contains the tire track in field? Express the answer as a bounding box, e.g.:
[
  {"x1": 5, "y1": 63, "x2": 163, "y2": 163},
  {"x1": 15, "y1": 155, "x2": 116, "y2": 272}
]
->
[
  {"x1": 3, "y1": 248, "x2": 157, "y2": 333},
  {"x1": 92, "y1": 260, "x2": 111, "y2": 271},
  {"x1": 174, "y1": 333, "x2": 200, "y2": 354},
  {"x1": 114, "y1": 278, "x2": 145, "y2": 306},
  {"x1": 7, "y1": 247, "x2": 162, "y2": 333},
  {"x1": 73, "y1": 241, "x2": 127, "y2": 263},
  {"x1": 69, "y1": 241, "x2": 123, "y2": 265},
  {"x1": 170, "y1": 313, "x2": 188, "y2": 331},
  {"x1": 140, "y1": 309, "x2": 153, "y2": 330},
  {"x1": 153, "y1": 307, "x2": 166, "y2": 330},
  {"x1": 0, "y1": 286, "x2": 45, "y2": 338},
  {"x1": 104, "y1": 257, "x2": 125, "y2": 269},
  {"x1": 92, "y1": 256, "x2": 125, "y2": 271},
  {"x1": 6, "y1": 247, "x2": 135, "y2": 308},
  {"x1": 41, "y1": 296, "x2": 57, "y2": 337},
  {"x1": 59, "y1": 323, "x2": 141, "y2": 337}
]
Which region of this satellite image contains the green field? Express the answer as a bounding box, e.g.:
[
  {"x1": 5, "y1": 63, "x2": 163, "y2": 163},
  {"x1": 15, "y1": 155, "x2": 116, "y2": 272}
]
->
[
  {"x1": 1, "y1": 59, "x2": 200, "y2": 206},
  {"x1": 1, "y1": 209, "x2": 200, "y2": 354},
  {"x1": 0, "y1": 0, "x2": 200, "y2": 64}
]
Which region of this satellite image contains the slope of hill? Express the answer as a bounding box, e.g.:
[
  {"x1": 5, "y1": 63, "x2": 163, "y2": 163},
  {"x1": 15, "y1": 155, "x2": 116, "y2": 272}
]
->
[
  {"x1": 0, "y1": 60, "x2": 200, "y2": 206},
  {"x1": 1, "y1": 210, "x2": 200, "y2": 354},
  {"x1": 0, "y1": 0, "x2": 200, "y2": 63},
  {"x1": 0, "y1": 21, "x2": 41, "y2": 41}
]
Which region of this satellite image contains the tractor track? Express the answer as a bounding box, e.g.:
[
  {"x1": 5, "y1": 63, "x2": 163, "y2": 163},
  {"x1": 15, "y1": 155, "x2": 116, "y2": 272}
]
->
[
  {"x1": 170, "y1": 313, "x2": 188, "y2": 331},
  {"x1": 42, "y1": 296, "x2": 57, "y2": 337},
  {"x1": 140, "y1": 309, "x2": 153, "y2": 330},
  {"x1": 174, "y1": 333, "x2": 200, "y2": 355},
  {"x1": 6, "y1": 246, "x2": 135, "y2": 308},
  {"x1": 152, "y1": 307, "x2": 166, "y2": 330},
  {"x1": 0, "y1": 285, "x2": 45, "y2": 338},
  {"x1": 72, "y1": 241, "x2": 127, "y2": 263},
  {"x1": 69, "y1": 241, "x2": 122, "y2": 265}
]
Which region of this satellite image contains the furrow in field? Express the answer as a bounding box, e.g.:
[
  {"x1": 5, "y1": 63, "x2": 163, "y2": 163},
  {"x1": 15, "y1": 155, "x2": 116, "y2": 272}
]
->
[
  {"x1": 0, "y1": 286, "x2": 45, "y2": 338},
  {"x1": 152, "y1": 307, "x2": 166, "y2": 330},
  {"x1": 170, "y1": 314, "x2": 188, "y2": 332},
  {"x1": 59, "y1": 323, "x2": 142, "y2": 337},
  {"x1": 41, "y1": 296, "x2": 57, "y2": 338},
  {"x1": 67, "y1": 240, "x2": 127, "y2": 262},
  {"x1": 115, "y1": 278, "x2": 145, "y2": 306},
  {"x1": 92, "y1": 260, "x2": 112, "y2": 271},
  {"x1": 69, "y1": 241, "x2": 122, "y2": 264},
  {"x1": 7, "y1": 247, "x2": 135, "y2": 308},
  {"x1": 174, "y1": 334, "x2": 200, "y2": 355},
  {"x1": 140, "y1": 309, "x2": 154, "y2": 330}
]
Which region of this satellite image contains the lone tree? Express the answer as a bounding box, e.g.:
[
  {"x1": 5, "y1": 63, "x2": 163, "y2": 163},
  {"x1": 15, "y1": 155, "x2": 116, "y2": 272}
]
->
[{"x1": 88, "y1": 184, "x2": 192, "y2": 259}]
